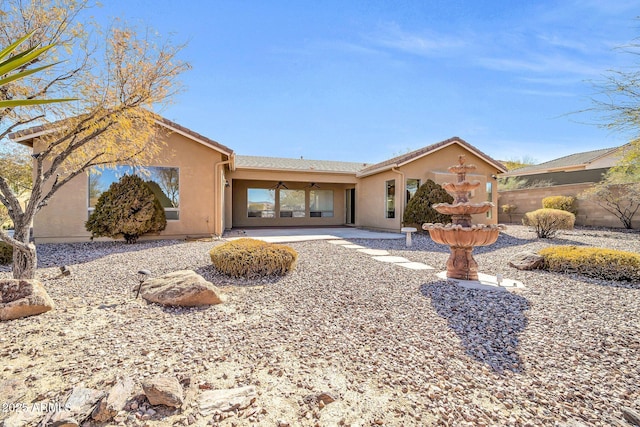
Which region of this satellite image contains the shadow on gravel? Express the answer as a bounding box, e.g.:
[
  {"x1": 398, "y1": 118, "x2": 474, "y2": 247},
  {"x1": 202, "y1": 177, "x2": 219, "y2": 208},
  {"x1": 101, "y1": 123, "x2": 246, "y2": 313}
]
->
[
  {"x1": 30, "y1": 239, "x2": 185, "y2": 269},
  {"x1": 195, "y1": 264, "x2": 288, "y2": 287},
  {"x1": 420, "y1": 282, "x2": 530, "y2": 374}
]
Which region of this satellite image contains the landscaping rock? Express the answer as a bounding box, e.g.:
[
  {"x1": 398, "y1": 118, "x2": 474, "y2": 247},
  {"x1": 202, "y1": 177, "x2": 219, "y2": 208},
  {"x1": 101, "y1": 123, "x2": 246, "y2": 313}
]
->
[
  {"x1": 508, "y1": 251, "x2": 544, "y2": 270},
  {"x1": 198, "y1": 385, "x2": 257, "y2": 415},
  {"x1": 139, "y1": 270, "x2": 223, "y2": 306},
  {"x1": 142, "y1": 375, "x2": 184, "y2": 407},
  {"x1": 61, "y1": 387, "x2": 105, "y2": 423},
  {"x1": 92, "y1": 377, "x2": 134, "y2": 421},
  {"x1": 622, "y1": 406, "x2": 640, "y2": 426},
  {"x1": 0, "y1": 279, "x2": 54, "y2": 321}
]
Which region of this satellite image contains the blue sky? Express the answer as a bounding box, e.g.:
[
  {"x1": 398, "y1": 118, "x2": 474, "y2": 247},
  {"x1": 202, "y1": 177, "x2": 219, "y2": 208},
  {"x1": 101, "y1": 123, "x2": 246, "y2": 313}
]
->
[{"x1": 98, "y1": 0, "x2": 640, "y2": 164}]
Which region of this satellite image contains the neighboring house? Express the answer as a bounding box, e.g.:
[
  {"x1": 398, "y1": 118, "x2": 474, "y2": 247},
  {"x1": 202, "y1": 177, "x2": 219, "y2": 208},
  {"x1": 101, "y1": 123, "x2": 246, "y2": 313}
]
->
[
  {"x1": 497, "y1": 145, "x2": 636, "y2": 227},
  {"x1": 10, "y1": 118, "x2": 506, "y2": 243}
]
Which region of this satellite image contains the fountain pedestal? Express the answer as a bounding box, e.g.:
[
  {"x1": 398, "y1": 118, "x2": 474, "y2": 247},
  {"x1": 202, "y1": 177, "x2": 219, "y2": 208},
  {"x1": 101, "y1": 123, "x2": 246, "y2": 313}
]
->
[{"x1": 422, "y1": 155, "x2": 505, "y2": 281}]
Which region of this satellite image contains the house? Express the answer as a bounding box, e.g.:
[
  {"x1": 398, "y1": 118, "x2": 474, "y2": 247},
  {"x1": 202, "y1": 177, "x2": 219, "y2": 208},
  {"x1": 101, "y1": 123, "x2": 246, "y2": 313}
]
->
[
  {"x1": 497, "y1": 145, "x2": 635, "y2": 227},
  {"x1": 499, "y1": 146, "x2": 625, "y2": 186},
  {"x1": 10, "y1": 118, "x2": 507, "y2": 243}
]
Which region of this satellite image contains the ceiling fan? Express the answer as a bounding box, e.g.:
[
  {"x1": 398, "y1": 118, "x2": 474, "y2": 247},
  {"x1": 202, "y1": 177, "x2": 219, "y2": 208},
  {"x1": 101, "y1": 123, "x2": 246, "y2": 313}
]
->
[{"x1": 271, "y1": 181, "x2": 288, "y2": 189}]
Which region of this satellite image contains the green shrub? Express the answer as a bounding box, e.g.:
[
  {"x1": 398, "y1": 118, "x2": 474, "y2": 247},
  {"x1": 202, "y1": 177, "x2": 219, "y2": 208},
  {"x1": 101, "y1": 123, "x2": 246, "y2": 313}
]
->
[
  {"x1": 0, "y1": 241, "x2": 13, "y2": 265},
  {"x1": 210, "y1": 238, "x2": 298, "y2": 278},
  {"x1": 403, "y1": 179, "x2": 454, "y2": 229},
  {"x1": 522, "y1": 208, "x2": 575, "y2": 238},
  {"x1": 85, "y1": 174, "x2": 167, "y2": 244},
  {"x1": 539, "y1": 246, "x2": 640, "y2": 282},
  {"x1": 542, "y1": 195, "x2": 577, "y2": 214}
]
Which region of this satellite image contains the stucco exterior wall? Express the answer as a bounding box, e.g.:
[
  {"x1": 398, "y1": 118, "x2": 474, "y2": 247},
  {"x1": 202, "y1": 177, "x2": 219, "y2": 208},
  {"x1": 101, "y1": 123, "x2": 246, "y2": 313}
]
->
[
  {"x1": 498, "y1": 183, "x2": 640, "y2": 229},
  {"x1": 33, "y1": 131, "x2": 225, "y2": 243},
  {"x1": 357, "y1": 144, "x2": 501, "y2": 232}
]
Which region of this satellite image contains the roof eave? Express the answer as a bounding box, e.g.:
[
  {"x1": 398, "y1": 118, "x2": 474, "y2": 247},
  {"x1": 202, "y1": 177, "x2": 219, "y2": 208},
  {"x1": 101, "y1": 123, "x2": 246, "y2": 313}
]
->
[
  {"x1": 154, "y1": 119, "x2": 233, "y2": 157},
  {"x1": 235, "y1": 165, "x2": 359, "y2": 175},
  {"x1": 356, "y1": 164, "x2": 397, "y2": 178}
]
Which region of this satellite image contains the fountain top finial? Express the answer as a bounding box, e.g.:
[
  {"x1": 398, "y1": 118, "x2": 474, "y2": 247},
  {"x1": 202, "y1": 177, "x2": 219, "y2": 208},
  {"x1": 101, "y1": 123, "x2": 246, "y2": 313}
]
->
[{"x1": 448, "y1": 154, "x2": 476, "y2": 181}]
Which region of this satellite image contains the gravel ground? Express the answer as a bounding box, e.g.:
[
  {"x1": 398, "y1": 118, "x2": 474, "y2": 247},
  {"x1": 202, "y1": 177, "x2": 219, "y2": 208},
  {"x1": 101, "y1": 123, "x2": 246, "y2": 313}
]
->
[{"x1": 1, "y1": 225, "x2": 639, "y2": 427}]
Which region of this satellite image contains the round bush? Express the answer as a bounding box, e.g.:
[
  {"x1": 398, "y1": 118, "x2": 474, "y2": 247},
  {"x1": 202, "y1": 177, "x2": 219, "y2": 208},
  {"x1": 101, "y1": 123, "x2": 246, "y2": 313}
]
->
[
  {"x1": 210, "y1": 238, "x2": 298, "y2": 278},
  {"x1": 0, "y1": 241, "x2": 13, "y2": 265},
  {"x1": 542, "y1": 195, "x2": 577, "y2": 214},
  {"x1": 539, "y1": 246, "x2": 640, "y2": 282},
  {"x1": 85, "y1": 174, "x2": 166, "y2": 244},
  {"x1": 522, "y1": 208, "x2": 575, "y2": 238},
  {"x1": 403, "y1": 179, "x2": 453, "y2": 230}
]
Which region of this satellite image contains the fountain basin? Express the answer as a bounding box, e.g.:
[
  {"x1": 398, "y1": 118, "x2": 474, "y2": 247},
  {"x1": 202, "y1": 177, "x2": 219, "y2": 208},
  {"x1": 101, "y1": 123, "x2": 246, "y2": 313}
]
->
[
  {"x1": 432, "y1": 202, "x2": 493, "y2": 216},
  {"x1": 422, "y1": 223, "x2": 505, "y2": 247},
  {"x1": 442, "y1": 181, "x2": 481, "y2": 193}
]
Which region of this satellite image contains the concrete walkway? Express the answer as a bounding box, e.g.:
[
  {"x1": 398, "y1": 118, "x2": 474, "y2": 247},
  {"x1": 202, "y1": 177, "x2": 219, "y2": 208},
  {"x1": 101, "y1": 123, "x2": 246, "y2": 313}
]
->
[{"x1": 224, "y1": 227, "x2": 404, "y2": 243}]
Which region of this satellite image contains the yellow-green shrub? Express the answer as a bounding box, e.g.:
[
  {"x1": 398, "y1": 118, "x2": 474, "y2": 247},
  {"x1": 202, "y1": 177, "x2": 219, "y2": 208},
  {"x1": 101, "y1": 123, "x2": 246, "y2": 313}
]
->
[
  {"x1": 522, "y1": 208, "x2": 575, "y2": 238},
  {"x1": 542, "y1": 195, "x2": 577, "y2": 214},
  {"x1": 210, "y1": 238, "x2": 298, "y2": 278},
  {"x1": 539, "y1": 246, "x2": 640, "y2": 282},
  {"x1": 0, "y1": 241, "x2": 12, "y2": 265}
]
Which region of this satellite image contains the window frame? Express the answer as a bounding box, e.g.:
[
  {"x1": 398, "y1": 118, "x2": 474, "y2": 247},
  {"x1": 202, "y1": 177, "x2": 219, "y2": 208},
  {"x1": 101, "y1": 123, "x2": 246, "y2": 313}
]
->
[
  {"x1": 406, "y1": 178, "x2": 420, "y2": 204},
  {"x1": 309, "y1": 189, "x2": 334, "y2": 218},
  {"x1": 247, "y1": 188, "x2": 276, "y2": 218},
  {"x1": 88, "y1": 165, "x2": 181, "y2": 221},
  {"x1": 385, "y1": 179, "x2": 396, "y2": 219},
  {"x1": 279, "y1": 189, "x2": 306, "y2": 218}
]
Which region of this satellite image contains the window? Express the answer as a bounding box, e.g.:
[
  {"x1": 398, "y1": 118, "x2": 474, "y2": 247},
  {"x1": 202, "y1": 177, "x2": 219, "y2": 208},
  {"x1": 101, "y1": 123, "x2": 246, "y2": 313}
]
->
[
  {"x1": 247, "y1": 188, "x2": 276, "y2": 218},
  {"x1": 406, "y1": 179, "x2": 420, "y2": 203},
  {"x1": 310, "y1": 190, "x2": 334, "y2": 217},
  {"x1": 486, "y1": 182, "x2": 493, "y2": 219},
  {"x1": 279, "y1": 189, "x2": 306, "y2": 218},
  {"x1": 385, "y1": 179, "x2": 395, "y2": 219},
  {"x1": 89, "y1": 166, "x2": 180, "y2": 220}
]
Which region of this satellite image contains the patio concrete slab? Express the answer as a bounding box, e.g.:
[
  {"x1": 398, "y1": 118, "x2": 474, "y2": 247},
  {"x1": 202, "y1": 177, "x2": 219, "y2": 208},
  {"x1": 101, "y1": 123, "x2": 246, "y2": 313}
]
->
[
  {"x1": 357, "y1": 249, "x2": 390, "y2": 256},
  {"x1": 372, "y1": 256, "x2": 412, "y2": 263},
  {"x1": 224, "y1": 227, "x2": 404, "y2": 243},
  {"x1": 327, "y1": 239, "x2": 352, "y2": 245},
  {"x1": 436, "y1": 271, "x2": 525, "y2": 292},
  {"x1": 396, "y1": 262, "x2": 434, "y2": 270},
  {"x1": 343, "y1": 244, "x2": 366, "y2": 249}
]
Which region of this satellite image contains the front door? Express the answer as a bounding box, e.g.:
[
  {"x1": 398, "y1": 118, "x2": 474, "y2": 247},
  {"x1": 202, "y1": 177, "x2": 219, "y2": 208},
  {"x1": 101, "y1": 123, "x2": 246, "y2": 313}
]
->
[{"x1": 346, "y1": 188, "x2": 355, "y2": 225}]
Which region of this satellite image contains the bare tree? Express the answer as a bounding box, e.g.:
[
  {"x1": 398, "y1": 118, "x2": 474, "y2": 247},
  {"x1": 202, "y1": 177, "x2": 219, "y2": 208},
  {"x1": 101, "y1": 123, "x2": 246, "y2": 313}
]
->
[{"x1": 0, "y1": 0, "x2": 190, "y2": 279}]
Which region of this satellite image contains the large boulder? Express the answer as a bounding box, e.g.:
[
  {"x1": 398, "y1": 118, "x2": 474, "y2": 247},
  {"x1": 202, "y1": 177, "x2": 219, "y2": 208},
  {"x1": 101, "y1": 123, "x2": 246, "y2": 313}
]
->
[
  {"x1": 139, "y1": 270, "x2": 223, "y2": 307},
  {"x1": 508, "y1": 251, "x2": 545, "y2": 271},
  {"x1": 0, "y1": 279, "x2": 54, "y2": 321}
]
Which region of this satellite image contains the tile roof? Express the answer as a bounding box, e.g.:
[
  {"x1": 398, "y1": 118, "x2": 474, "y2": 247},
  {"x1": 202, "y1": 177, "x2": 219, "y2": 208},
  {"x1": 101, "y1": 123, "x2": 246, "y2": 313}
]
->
[
  {"x1": 8, "y1": 113, "x2": 234, "y2": 157},
  {"x1": 235, "y1": 155, "x2": 369, "y2": 173},
  {"x1": 502, "y1": 146, "x2": 622, "y2": 176},
  {"x1": 357, "y1": 136, "x2": 507, "y2": 177}
]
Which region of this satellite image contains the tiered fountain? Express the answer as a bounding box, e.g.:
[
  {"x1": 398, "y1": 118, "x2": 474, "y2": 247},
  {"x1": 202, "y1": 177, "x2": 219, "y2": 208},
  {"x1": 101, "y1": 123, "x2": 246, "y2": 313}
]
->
[{"x1": 423, "y1": 155, "x2": 505, "y2": 281}]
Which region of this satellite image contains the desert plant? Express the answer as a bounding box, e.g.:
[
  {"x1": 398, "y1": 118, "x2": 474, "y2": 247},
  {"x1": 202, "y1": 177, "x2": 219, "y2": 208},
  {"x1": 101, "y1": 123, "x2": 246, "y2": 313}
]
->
[
  {"x1": 0, "y1": 241, "x2": 13, "y2": 265},
  {"x1": 210, "y1": 238, "x2": 298, "y2": 278},
  {"x1": 501, "y1": 204, "x2": 518, "y2": 222},
  {"x1": 85, "y1": 174, "x2": 166, "y2": 244},
  {"x1": 403, "y1": 179, "x2": 454, "y2": 229},
  {"x1": 522, "y1": 208, "x2": 575, "y2": 238},
  {"x1": 542, "y1": 195, "x2": 577, "y2": 214},
  {"x1": 581, "y1": 180, "x2": 640, "y2": 229},
  {"x1": 539, "y1": 246, "x2": 640, "y2": 282},
  {"x1": 498, "y1": 176, "x2": 530, "y2": 191}
]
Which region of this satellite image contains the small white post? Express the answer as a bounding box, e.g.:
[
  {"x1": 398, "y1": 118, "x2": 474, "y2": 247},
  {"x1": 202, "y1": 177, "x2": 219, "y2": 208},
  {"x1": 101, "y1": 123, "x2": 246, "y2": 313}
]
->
[{"x1": 401, "y1": 227, "x2": 417, "y2": 247}]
